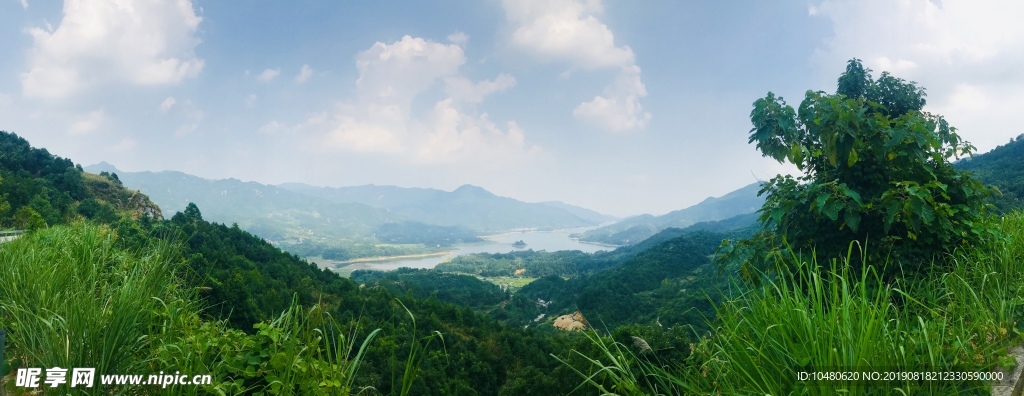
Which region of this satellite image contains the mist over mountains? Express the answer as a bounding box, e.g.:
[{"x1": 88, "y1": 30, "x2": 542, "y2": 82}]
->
[{"x1": 576, "y1": 182, "x2": 765, "y2": 245}]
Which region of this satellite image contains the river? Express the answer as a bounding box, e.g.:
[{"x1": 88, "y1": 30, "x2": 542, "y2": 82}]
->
[{"x1": 333, "y1": 227, "x2": 615, "y2": 272}]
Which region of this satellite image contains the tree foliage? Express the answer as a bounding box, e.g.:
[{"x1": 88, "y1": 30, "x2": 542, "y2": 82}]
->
[{"x1": 720, "y1": 59, "x2": 995, "y2": 279}]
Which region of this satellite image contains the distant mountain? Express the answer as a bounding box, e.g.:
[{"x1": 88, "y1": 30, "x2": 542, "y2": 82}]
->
[
  {"x1": 278, "y1": 183, "x2": 601, "y2": 232},
  {"x1": 538, "y1": 201, "x2": 618, "y2": 224},
  {"x1": 577, "y1": 182, "x2": 764, "y2": 245},
  {"x1": 83, "y1": 163, "x2": 479, "y2": 252},
  {"x1": 956, "y1": 134, "x2": 1024, "y2": 212}
]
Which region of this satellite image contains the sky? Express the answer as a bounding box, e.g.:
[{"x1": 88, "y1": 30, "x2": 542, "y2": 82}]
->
[{"x1": 1, "y1": 0, "x2": 1022, "y2": 217}]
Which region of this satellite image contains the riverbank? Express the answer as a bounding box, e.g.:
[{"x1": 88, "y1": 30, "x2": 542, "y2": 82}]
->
[{"x1": 335, "y1": 250, "x2": 453, "y2": 265}]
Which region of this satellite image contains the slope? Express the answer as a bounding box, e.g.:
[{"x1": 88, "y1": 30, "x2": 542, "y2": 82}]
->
[
  {"x1": 280, "y1": 182, "x2": 603, "y2": 232},
  {"x1": 577, "y1": 182, "x2": 764, "y2": 245},
  {"x1": 956, "y1": 134, "x2": 1024, "y2": 212}
]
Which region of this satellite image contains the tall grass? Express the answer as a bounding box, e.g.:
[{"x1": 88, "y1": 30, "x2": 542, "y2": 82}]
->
[
  {"x1": 0, "y1": 222, "x2": 386, "y2": 395},
  {"x1": 0, "y1": 222, "x2": 193, "y2": 395},
  {"x1": 153, "y1": 296, "x2": 382, "y2": 395},
  {"x1": 563, "y1": 213, "x2": 1024, "y2": 395}
]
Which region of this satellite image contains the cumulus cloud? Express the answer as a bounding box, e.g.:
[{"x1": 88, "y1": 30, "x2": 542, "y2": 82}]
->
[
  {"x1": 159, "y1": 96, "x2": 177, "y2": 113},
  {"x1": 69, "y1": 109, "x2": 106, "y2": 135},
  {"x1": 443, "y1": 74, "x2": 516, "y2": 103},
  {"x1": 573, "y1": 65, "x2": 650, "y2": 131},
  {"x1": 295, "y1": 64, "x2": 313, "y2": 84},
  {"x1": 355, "y1": 36, "x2": 465, "y2": 105},
  {"x1": 19, "y1": 0, "x2": 28, "y2": 9},
  {"x1": 503, "y1": 0, "x2": 633, "y2": 68},
  {"x1": 810, "y1": 0, "x2": 1024, "y2": 150},
  {"x1": 257, "y1": 68, "x2": 280, "y2": 82},
  {"x1": 502, "y1": 0, "x2": 649, "y2": 131},
  {"x1": 417, "y1": 99, "x2": 534, "y2": 164},
  {"x1": 21, "y1": 0, "x2": 204, "y2": 99},
  {"x1": 447, "y1": 31, "x2": 469, "y2": 46},
  {"x1": 293, "y1": 35, "x2": 537, "y2": 164}
]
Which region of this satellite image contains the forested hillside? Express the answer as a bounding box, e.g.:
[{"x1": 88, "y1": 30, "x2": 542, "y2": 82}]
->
[
  {"x1": 956, "y1": 134, "x2": 1024, "y2": 211},
  {"x1": 576, "y1": 182, "x2": 763, "y2": 245}
]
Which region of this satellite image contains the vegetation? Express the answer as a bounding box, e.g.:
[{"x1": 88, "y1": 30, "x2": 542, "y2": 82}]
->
[
  {"x1": 350, "y1": 268, "x2": 507, "y2": 310},
  {"x1": 564, "y1": 215, "x2": 1024, "y2": 394},
  {"x1": 956, "y1": 134, "x2": 1024, "y2": 212},
  {"x1": 720, "y1": 58, "x2": 995, "y2": 279}
]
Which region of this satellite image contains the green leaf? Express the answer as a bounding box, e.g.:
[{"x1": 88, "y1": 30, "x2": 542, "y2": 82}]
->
[
  {"x1": 823, "y1": 199, "x2": 841, "y2": 221},
  {"x1": 844, "y1": 208, "x2": 861, "y2": 233},
  {"x1": 814, "y1": 193, "x2": 829, "y2": 212},
  {"x1": 847, "y1": 147, "x2": 859, "y2": 166}
]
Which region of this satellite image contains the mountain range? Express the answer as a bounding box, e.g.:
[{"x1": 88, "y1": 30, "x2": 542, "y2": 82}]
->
[
  {"x1": 84, "y1": 163, "x2": 612, "y2": 257},
  {"x1": 278, "y1": 182, "x2": 612, "y2": 232},
  {"x1": 575, "y1": 182, "x2": 764, "y2": 245}
]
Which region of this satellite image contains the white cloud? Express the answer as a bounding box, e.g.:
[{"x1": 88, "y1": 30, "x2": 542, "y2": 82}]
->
[
  {"x1": 417, "y1": 99, "x2": 537, "y2": 163},
  {"x1": 22, "y1": 0, "x2": 204, "y2": 99},
  {"x1": 294, "y1": 64, "x2": 313, "y2": 84},
  {"x1": 573, "y1": 65, "x2": 650, "y2": 131},
  {"x1": 19, "y1": 0, "x2": 28, "y2": 9},
  {"x1": 159, "y1": 96, "x2": 177, "y2": 113},
  {"x1": 69, "y1": 109, "x2": 105, "y2": 134},
  {"x1": 811, "y1": 0, "x2": 1024, "y2": 151},
  {"x1": 257, "y1": 68, "x2": 280, "y2": 82},
  {"x1": 447, "y1": 31, "x2": 469, "y2": 46},
  {"x1": 443, "y1": 73, "x2": 516, "y2": 103},
  {"x1": 245, "y1": 94, "x2": 257, "y2": 108},
  {"x1": 502, "y1": 0, "x2": 649, "y2": 131},
  {"x1": 294, "y1": 35, "x2": 537, "y2": 164},
  {"x1": 503, "y1": 0, "x2": 633, "y2": 68},
  {"x1": 356, "y1": 35, "x2": 464, "y2": 105}
]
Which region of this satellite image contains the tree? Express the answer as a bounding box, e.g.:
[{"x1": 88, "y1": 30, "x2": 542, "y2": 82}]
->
[
  {"x1": 13, "y1": 206, "x2": 46, "y2": 230},
  {"x1": 720, "y1": 59, "x2": 994, "y2": 279}
]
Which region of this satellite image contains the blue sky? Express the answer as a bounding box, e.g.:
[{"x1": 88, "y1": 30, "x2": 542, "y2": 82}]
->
[{"x1": 1, "y1": 0, "x2": 1021, "y2": 217}]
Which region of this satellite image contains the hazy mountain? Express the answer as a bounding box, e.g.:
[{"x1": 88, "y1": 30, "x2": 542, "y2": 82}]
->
[
  {"x1": 278, "y1": 183, "x2": 601, "y2": 232},
  {"x1": 84, "y1": 162, "x2": 407, "y2": 245},
  {"x1": 538, "y1": 201, "x2": 618, "y2": 224},
  {"x1": 577, "y1": 182, "x2": 764, "y2": 245}
]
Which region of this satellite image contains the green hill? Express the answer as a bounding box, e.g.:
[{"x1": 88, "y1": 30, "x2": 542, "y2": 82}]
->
[
  {"x1": 279, "y1": 182, "x2": 603, "y2": 232},
  {"x1": 0, "y1": 131, "x2": 161, "y2": 229},
  {"x1": 576, "y1": 183, "x2": 763, "y2": 245},
  {"x1": 956, "y1": 134, "x2": 1024, "y2": 211}
]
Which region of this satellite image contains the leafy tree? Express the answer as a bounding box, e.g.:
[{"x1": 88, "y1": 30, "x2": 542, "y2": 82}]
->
[
  {"x1": 720, "y1": 59, "x2": 994, "y2": 279},
  {"x1": 13, "y1": 206, "x2": 46, "y2": 230}
]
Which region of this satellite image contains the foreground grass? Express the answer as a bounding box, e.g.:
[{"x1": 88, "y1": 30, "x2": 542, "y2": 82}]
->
[
  {"x1": 564, "y1": 212, "x2": 1024, "y2": 395},
  {"x1": 0, "y1": 222, "x2": 385, "y2": 395}
]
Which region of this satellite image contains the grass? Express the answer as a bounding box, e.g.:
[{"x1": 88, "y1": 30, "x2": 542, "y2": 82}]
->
[
  {"x1": 0, "y1": 222, "x2": 192, "y2": 395},
  {"x1": 0, "y1": 222, "x2": 389, "y2": 395},
  {"x1": 562, "y1": 212, "x2": 1024, "y2": 395}
]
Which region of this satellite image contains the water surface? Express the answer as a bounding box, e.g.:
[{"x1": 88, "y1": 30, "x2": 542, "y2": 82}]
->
[{"x1": 341, "y1": 227, "x2": 614, "y2": 271}]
